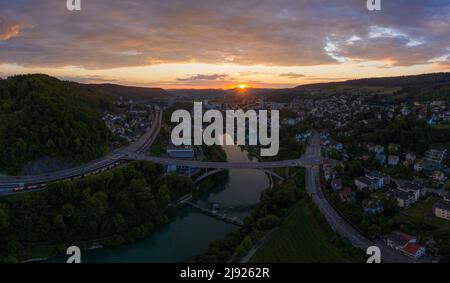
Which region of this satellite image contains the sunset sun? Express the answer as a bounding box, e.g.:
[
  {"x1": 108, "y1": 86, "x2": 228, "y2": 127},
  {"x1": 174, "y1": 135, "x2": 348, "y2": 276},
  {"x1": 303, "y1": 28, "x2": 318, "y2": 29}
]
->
[{"x1": 238, "y1": 84, "x2": 249, "y2": 89}]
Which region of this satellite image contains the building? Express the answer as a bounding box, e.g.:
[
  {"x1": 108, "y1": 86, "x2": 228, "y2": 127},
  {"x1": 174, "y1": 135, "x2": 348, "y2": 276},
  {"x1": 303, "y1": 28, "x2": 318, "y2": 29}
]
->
[
  {"x1": 386, "y1": 231, "x2": 426, "y2": 260},
  {"x1": 167, "y1": 146, "x2": 195, "y2": 159},
  {"x1": 414, "y1": 159, "x2": 426, "y2": 172},
  {"x1": 388, "y1": 155, "x2": 400, "y2": 166},
  {"x1": 365, "y1": 171, "x2": 389, "y2": 188},
  {"x1": 432, "y1": 171, "x2": 446, "y2": 183},
  {"x1": 388, "y1": 189, "x2": 416, "y2": 209},
  {"x1": 388, "y1": 143, "x2": 401, "y2": 154},
  {"x1": 424, "y1": 149, "x2": 448, "y2": 164},
  {"x1": 331, "y1": 178, "x2": 343, "y2": 191},
  {"x1": 166, "y1": 145, "x2": 197, "y2": 176},
  {"x1": 376, "y1": 153, "x2": 386, "y2": 165},
  {"x1": 339, "y1": 188, "x2": 355, "y2": 203},
  {"x1": 433, "y1": 199, "x2": 450, "y2": 221},
  {"x1": 396, "y1": 181, "x2": 425, "y2": 201},
  {"x1": 363, "y1": 198, "x2": 384, "y2": 215},
  {"x1": 354, "y1": 177, "x2": 377, "y2": 191}
]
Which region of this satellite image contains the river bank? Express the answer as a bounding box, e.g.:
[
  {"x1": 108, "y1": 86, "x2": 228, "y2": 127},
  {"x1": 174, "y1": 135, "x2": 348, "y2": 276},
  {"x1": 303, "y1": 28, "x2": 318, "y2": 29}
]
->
[{"x1": 40, "y1": 145, "x2": 270, "y2": 263}]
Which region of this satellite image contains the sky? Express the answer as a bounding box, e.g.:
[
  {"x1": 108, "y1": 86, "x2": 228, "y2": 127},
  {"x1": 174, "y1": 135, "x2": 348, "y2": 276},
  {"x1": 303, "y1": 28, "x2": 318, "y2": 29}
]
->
[{"x1": 0, "y1": 0, "x2": 449, "y2": 89}]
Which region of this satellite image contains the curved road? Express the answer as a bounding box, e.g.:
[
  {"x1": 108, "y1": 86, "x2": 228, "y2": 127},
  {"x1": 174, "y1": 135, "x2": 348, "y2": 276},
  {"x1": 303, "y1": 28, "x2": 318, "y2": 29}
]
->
[{"x1": 305, "y1": 133, "x2": 416, "y2": 263}]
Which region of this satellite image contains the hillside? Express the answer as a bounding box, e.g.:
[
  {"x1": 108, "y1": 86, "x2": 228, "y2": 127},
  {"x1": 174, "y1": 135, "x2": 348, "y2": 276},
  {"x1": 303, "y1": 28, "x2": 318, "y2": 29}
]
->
[
  {"x1": 84, "y1": 83, "x2": 170, "y2": 101},
  {"x1": 0, "y1": 74, "x2": 112, "y2": 174},
  {"x1": 293, "y1": 73, "x2": 450, "y2": 90}
]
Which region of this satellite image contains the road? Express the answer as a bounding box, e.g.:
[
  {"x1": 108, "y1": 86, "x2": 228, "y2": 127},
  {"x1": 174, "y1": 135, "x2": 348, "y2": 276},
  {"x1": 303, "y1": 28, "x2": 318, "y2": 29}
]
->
[
  {"x1": 0, "y1": 109, "x2": 323, "y2": 195},
  {"x1": 305, "y1": 133, "x2": 416, "y2": 263},
  {"x1": 0, "y1": 110, "x2": 163, "y2": 195}
]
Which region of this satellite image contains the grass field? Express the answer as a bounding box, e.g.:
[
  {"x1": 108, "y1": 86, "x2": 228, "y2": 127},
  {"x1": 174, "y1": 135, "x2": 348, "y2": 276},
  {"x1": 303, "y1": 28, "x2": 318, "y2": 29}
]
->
[
  {"x1": 431, "y1": 123, "x2": 450, "y2": 131},
  {"x1": 392, "y1": 196, "x2": 450, "y2": 234},
  {"x1": 250, "y1": 202, "x2": 353, "y2": 263}
]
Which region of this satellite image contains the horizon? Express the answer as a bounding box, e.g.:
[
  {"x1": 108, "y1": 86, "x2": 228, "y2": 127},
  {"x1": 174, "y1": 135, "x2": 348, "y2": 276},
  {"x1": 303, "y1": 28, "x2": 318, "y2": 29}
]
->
[
  {"x1": 3, "y1": 71, "x2": 450, "y2": 91},
  {"x1": 1, "y1": 1, "x2": 449, "y2": 88}
]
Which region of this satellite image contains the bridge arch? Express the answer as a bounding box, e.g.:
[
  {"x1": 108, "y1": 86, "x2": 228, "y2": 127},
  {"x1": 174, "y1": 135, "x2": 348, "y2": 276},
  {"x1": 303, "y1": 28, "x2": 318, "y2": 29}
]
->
[{"x1": 193, "y1": 168, "x2": 285, "y2": 184}]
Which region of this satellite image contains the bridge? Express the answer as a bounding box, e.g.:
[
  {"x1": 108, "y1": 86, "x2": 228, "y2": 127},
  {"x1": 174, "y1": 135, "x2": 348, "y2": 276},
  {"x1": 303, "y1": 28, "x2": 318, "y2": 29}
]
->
[
  {"x1": 0, "y1": 108, "x2": 321, "y2": 196},
  {"x1": 182, "y1": 201, "x2": 244, "y2": 226},
  {"x1": 192, "y1": 168, "x2": 286, "y2": 184},
  {"x1": 127, "y1": 155, "x2": 318, "y2": 170}
]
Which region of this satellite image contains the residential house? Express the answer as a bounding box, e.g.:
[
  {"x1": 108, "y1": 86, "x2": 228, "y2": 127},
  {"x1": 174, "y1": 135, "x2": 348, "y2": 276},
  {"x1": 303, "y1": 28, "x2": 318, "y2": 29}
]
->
[
  {"x1": 330, "y1": 140, "x2": 344, "y2": 152},
  {"x1": 355, "y1": 177, "x2": 377, "y2": 191},
  {"x1": 388, "y1": 189, "x2": 416, "y2": 209},
  {"x1": 367, "y1": 144, "x2": 385, "y2": 154},
  {"x1": 425, "y1": 149, "x2": 448, "y2": 164},
  {"x1": 396, "y1": 181, "x2": 425, "y2": 201},
  {"x1": 414, "y1": 159, "x2": 426, "y2": 172},
  {"x1": 386, "y1": 231, "x2": 426, "y2": 260},
  {"x1": 339, "y1": 188, "x2": 355, "y2": 203},
  {"x1": 388, "y1": 143, "x2": 401, "y2": 154},
  {"x1": 376, "y1": 153, "x2": 387, "y2": 165},
  {"x1": 363, "y1": 198, "x2": 384, "y2": 215},
  {"x1": 388, "y1": 155, "x2": 400, "y2": 166},
  {"x1": 331, "y1": 178, "x2": 343, "y2": 191},
  {"x1": 432, "y1": 171, "x2": 446, "y2": 183},
  {"x1": 433, "y1": 199, "x2": 450, "y2": 221},
  {"x1": 365, "y1": 171, "x2": 387, "y2": 188},
  {"x1": 405, "y1": 152, "x2": 417, "y2": 162}
]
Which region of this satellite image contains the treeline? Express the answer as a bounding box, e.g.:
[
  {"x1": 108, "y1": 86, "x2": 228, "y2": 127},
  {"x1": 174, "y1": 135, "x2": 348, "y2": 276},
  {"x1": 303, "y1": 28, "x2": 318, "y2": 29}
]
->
[
  {"x1": 0, "y1": 161, "x2": 194, "y2": 263},
  {"x1": 194, "y1": 145, "x2": 229, "y2": 196},
  {"x1": 195, "y1": 170, "x2": 305, "y2": 263},
  {"x1": 345, "y1": 116, "x2": 432, "y2": 154},
  {"x1": 305, "y1": 198, "x2": 366, "y2": 262},
  {"x1": 0, "y1": 74, "x2": 113, "y2": 174}
]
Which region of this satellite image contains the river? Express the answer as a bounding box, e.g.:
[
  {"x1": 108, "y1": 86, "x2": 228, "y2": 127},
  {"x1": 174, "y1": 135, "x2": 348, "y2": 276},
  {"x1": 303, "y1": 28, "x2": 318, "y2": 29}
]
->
[{"x1": 49, "y1": 145, "x2": 270, "y2": 263}]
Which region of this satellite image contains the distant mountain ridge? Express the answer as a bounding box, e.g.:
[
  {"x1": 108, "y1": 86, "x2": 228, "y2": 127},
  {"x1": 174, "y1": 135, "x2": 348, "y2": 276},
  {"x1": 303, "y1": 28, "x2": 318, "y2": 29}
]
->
[
  {"x1": 83, "y1": 83, "x2": 171, "y2": 101},
  {"x1": 293, "y1": 73, "x2": 450, "y2": 90}
]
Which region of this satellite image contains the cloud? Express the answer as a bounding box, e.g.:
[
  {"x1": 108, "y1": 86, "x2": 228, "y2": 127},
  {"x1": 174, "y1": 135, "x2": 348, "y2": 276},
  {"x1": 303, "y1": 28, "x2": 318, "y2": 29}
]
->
[
  {"x1": 278, "y1": 72, "x2": 306, "y2": 79},
  {"x1": 0, "y1": 0, "x2": 449, "y2": 69},
  {"x1": 0, "y1": 21, "x2": 24, "y2": 41},
  {"x1": 177, "y1": 73, "x2": 230, "y2": 82}
]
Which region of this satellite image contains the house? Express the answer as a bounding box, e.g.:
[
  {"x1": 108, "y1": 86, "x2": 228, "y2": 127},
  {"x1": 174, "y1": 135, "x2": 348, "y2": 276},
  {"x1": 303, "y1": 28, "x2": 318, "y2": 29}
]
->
[
  {"x1": 331, "y1": 178, "x2": 343, "y2": 191},
  {"x1": 425, "y1": 149, "x2": 448, "y2": 164},
  {"x1": 414, "y1": 159, "x2": 426, "y2": 172},
  {"x1": 433, "y1": 199, "x2": 450, "y2": 221},
  {"x1": 376, "y1": 153, "x2": 386, "y2": 165},
  {"x1": 388, "y1": 143, "x2": 401, "y2": 154},
  {"x1": 388, "y1": 189, "x2": 416, "y2": 209},
  {"x1": 405, "y1": 152, "x2": 417, "y2": 162},
  {"x1": 432, "y1": 171, "x2": 446, "y2": 183},
  {"x1": 388, "y1": 155, "x2": 400, "y2": 166},
  {"x1": 322, "y1": 159, "x2": 334, "y2": 181},
  {"x1": 354, "y1": 177, "x2": 377, "y2": 191},
  {"x1": 339, "y1": 188, "x2": 355, "y2": 203},
  {"x1": 386, "y1": 231, "x2": 426, "y2": 260},
  {"x1": 367, "y1": 144, "x2": 385, "y2": 154},
  {"x1": 363, "y1": 198, "x2": 384, "y2": 215},
  {"x1": 330, "y1": 140, "x2": 344, "y2": 152},
  {"x1": 365, "y1": 171, "x2": 387, "y2": 188},
  {"x1": 396, "y1": 181, "x2": 425, "y2": 201}
]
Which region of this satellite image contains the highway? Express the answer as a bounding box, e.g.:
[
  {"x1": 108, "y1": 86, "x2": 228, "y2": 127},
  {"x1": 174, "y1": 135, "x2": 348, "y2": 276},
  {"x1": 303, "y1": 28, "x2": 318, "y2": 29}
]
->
[
  {"x1": 129, "y1": 155, "x2": 319, "y2": 169},
  {"x1": 0, "y1": 109, "x2": 322, "y2": 195},
  {"x1": 305, "y1": 133, "x2": 416, "y2": 263},
  {"x1": 0, "y1": 110, "x2": 163, "y2": 195},
  {"x1": 0, "y1": 115, "x2": 420, "y2": 262}
]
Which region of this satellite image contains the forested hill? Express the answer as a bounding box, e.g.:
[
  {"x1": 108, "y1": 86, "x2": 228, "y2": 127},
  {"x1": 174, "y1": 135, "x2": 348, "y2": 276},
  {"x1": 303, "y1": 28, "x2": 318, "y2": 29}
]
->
[
  {"x1": 0, "y1": 74, "x2": 112, "y2": 174},
  {"x1": 83, "y1": 83, "x2": 170, "y2": 101},
  {"x1": 294, "y1": 73, "x2": 450, "y2": 90}
]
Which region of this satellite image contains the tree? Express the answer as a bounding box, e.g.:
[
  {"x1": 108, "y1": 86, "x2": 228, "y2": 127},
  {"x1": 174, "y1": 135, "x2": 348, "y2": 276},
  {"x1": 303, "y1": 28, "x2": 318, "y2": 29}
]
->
[
  {"x1": 0, "y1": 207, "x2": 9, "y2": 231},
  {"x1": 256, "y1": 215, "x2": 281, "y2": 231},
  {"x1": 368, "y1": 224, "x2": 382, "y2": 237}
]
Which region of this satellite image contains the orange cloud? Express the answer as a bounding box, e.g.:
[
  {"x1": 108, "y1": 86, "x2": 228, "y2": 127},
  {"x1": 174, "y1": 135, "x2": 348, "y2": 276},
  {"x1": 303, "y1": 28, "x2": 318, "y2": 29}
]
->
[{"x1": 0, "y1": 23, "x2": 23, "y2": 41}]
